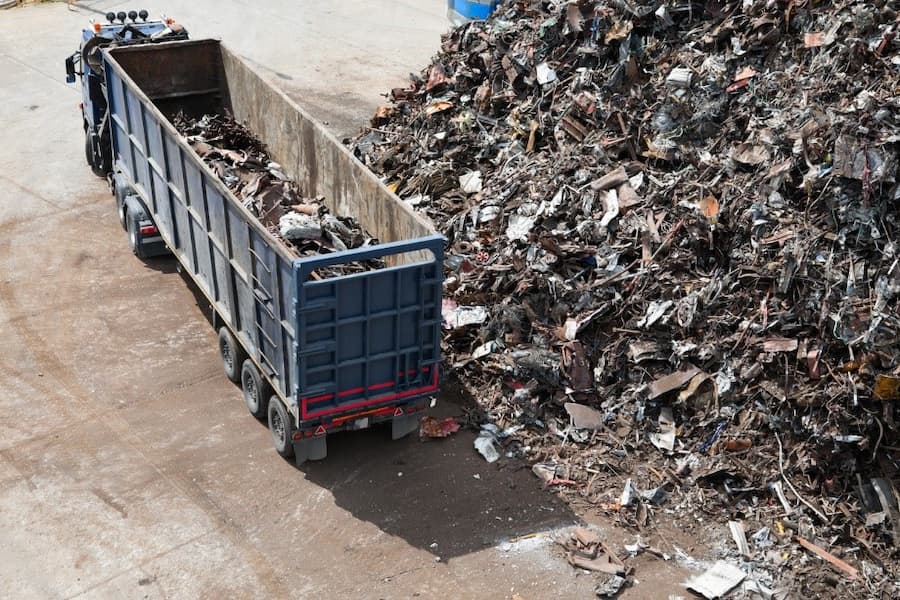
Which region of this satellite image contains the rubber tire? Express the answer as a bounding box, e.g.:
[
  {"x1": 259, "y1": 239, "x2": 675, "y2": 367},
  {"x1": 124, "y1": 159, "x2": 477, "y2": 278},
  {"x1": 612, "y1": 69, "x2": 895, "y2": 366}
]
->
[
  {"x1": 86, "y1": 131, "x2": 106, "y2": 178},
  {"x1": 240, "y1": 359, "x2": 272, "y2": 419},
  {"x1": 116, "y1": 186, "x2": 130, "y2": 230},
  {"x1": 126, "y1": 213, "x2": 147, "y2": 259},
  {"x1": 84, "y1": 131, "x2": 95, "y2": 168},
  {"x1": 118, "y1": 201, "x2": 128, "y2": 230},
  {"x1": 218, "y1": 327, "x2": 246, "y2": 383},
  {"x1": 268, "y1": 396, "x2": 295, "y2": 458}
]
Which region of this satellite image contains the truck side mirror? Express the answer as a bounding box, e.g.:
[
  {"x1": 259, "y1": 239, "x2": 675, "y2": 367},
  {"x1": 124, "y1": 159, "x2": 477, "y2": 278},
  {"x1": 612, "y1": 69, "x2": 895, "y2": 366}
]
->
[{"x1": 65, "y1": 56, "x2": 76, "y2": 83}]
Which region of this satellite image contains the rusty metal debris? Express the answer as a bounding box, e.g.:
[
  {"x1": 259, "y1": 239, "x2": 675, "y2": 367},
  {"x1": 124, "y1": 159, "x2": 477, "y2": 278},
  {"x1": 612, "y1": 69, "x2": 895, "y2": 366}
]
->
[
  {"x1": 352, "y1": 0, "x2": 900, "y2": 595},
  {"x1": 419, "y1": 416, "x2": 461, "y2": 439},
  {"x1": 560, "y1": 528, "x2": 627, "y2": 576},
  {"x1": 175, "y1": 113, "x2": 383, "y2": 276}
]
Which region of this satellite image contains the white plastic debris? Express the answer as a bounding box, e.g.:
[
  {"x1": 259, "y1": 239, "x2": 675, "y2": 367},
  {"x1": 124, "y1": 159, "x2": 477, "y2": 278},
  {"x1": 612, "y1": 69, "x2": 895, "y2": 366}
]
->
[
  {"x1": 666, "y1": 67, "x2": 693, "y2": 89},
  {"x1": 471, "y1": 341, "x2": 497, "y2": 359},
  {"x1": 404, "y1": 194, "x2": 429, "y2": 206},
  {"x1": 637, "y1": 300, "x2": 673, "y2": 329},
  {"x1": 459, "y1": 170, "x2": 483, "y2": 194},
  {"x1": 599, "y1": 189, "x2": 620, "y2": 229},
  {"x1": 267, "y1": 161, "x2": 289, "y2": 180},
  {"x1": 443, "y1": 304, "x2": 488, "y2": 329},
  {"x1": 648, "y1": 406, "x2": 676, "y2": 452},
  {"x1": 506, "y1": 214, "x2": 537, "y2": 242},
  {"x1": 474, "y1": 427, "x2": 501, "y2": 463},
  {"x1": 536, "y1": 62, "x2": 557, "y2": 84},
  {"x1": 833, "y1": 434, "x2": 864, "y2": 443},
  {"x1": 685, "y1": 561, "x2": 746, "y2": 599},
  {"x1": 477, "y1": 204, "x2": 501, "y2": 223},
  {"x1": 654, "y1": 4, "x2": 673, "y2": 26},
  {"x1": 619, "y1": 478, "x2": 636, "y2": 507},
  {"x1": 728, "y1": 521, "x2": 750, "y2": 557}
]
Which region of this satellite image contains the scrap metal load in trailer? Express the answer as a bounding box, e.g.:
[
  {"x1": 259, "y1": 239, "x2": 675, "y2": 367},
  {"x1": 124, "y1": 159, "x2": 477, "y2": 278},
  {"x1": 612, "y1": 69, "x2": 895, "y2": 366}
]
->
[{"x1": 65, "y1": 16, "x2": 444, "y2": 463}]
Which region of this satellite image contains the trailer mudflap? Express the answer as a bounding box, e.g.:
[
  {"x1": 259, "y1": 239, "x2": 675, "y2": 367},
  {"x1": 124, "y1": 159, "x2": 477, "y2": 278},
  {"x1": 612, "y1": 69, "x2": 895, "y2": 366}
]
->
[
  {"x1": 293, "y1": 436, "x2": 327, "y2": 466},
  {"x1": 391, "y1": 412, "x2": 420, "y2": 440}
]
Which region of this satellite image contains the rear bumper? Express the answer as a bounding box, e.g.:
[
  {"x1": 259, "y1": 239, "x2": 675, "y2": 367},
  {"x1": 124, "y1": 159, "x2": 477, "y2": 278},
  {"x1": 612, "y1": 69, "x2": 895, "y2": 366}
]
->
[
  {"x1": 290, "y1": 398, "x2": 430, "y2": 465},
  {"x1": 293, "y1": 397, "x2": 431, "y2": 439},
  {"x1": 140, "y1": 238, "x2": 171, "y2": 257}
]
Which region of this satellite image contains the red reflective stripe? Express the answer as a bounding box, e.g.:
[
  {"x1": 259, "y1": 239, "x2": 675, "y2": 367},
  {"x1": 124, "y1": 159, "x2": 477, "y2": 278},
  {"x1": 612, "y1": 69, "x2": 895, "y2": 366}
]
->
[
  {"x1": 369, "y1": 381, "x2": 395, "y2": 392},
  {"x1": 332, "y1": 405, "x2": 395, "y2": 425},
  {"x1": 338, "y1": 386, "x2": 367, "y2": 397},
  {"x1": 303, "y1": 369, "x2": 433, "y2": 406},
  {"x1": 301, "y1": 369, "x2": 439, "y2": 419}
]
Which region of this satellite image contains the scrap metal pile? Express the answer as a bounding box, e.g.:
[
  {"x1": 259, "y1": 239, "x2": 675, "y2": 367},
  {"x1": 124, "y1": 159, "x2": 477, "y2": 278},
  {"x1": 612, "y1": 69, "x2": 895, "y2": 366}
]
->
[
  {"x1": 352, "y1": 0, "x2": 900, "y2": 596},
  {"x1": 174, "y1": 113, "x2": 383, "y2": 274}
]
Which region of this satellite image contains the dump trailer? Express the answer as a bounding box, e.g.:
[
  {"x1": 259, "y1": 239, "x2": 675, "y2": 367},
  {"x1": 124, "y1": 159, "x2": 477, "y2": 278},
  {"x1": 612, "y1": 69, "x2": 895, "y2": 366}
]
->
[{"x1": 88, "y1": 38, "x2": 443, "y2": 463}]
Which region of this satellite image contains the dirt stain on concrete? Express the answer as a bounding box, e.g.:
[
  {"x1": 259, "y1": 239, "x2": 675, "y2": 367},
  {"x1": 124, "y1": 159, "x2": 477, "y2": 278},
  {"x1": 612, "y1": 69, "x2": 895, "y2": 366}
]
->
[
  {"x1": 90, "y1": 487, "x2": 129, "y2": 519},
  {"x1": 0, "y1": 227, "x2": 292, "y2": 598}
]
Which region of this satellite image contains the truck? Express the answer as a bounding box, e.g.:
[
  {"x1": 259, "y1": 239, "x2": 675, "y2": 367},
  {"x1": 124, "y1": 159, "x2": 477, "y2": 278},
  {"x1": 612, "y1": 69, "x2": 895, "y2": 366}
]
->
[
  {"x1": 65, "y1": 10, "x2": 188, "y2": 179},
  {"x1": 65, "y1": 15, "x2": 444, "y2": 464}
]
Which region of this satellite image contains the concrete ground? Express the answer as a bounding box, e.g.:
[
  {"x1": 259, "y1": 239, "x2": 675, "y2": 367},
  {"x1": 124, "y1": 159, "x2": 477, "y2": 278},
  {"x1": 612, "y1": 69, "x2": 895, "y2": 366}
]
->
[{"x1": 0, "y1": 2, "x2": 694, "y2": 599}]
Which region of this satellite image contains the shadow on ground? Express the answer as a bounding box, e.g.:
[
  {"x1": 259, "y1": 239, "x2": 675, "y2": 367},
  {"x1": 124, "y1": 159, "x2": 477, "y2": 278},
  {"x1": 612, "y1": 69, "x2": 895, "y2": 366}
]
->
[
  {"x1": 296, "y1": 381, "x2": 580, "y2": 560},
  {"x1": 160, "y1": 258, "x2": 578, "y2": 559},
  {"x1": 140, "y1": 254, "x2": 181, "y2": 275}
]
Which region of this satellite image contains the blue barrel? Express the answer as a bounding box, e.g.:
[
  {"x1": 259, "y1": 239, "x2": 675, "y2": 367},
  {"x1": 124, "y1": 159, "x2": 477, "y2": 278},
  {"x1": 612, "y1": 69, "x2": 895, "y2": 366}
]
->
[{"x1": 447, "y1": 0, "x2": 499, "y2": 26}]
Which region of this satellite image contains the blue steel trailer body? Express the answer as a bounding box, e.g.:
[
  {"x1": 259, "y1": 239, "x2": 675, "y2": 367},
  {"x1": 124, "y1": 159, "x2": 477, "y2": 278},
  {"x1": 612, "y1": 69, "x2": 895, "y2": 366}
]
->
[{"x1": 97, "y1": 39, "x2": 443, "y2": 462}]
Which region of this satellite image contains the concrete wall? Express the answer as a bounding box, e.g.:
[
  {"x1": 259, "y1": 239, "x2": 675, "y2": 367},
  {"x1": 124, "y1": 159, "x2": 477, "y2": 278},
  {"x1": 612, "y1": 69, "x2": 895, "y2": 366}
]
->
[{"x1": 221, "y1": 44, "x2": 438, "y2": 260}]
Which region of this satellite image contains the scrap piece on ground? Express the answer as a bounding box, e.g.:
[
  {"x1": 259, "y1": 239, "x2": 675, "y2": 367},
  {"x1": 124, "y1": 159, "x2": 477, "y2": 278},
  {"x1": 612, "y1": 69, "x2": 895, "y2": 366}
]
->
[
  {"x1": 474, "y1": 425, "x2": 501, "y2": 462},
  {"x1": 419, "y1": 416, "x2": 460, "y2": 439},
  {"x1": 685, "y1": 561, "x2": 746, "y2": 599},
  {"x1": 795, "y1": 536, "x2": 859, "y2": 580},
  {"x1": 565, "y1": 402, "x2": 604, "y2": 430}
]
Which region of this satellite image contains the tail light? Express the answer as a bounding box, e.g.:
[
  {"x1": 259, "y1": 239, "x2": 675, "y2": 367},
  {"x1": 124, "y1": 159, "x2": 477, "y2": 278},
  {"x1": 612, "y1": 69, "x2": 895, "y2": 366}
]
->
[{"x1": 139, "y1": 225, "x2": 158, "y2": 235}]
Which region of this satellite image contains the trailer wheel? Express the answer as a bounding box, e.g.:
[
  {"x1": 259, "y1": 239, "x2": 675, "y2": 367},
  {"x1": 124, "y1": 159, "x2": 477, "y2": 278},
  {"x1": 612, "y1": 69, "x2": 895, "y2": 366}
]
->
[
  {"x1": 127, "y1": 213, "x2": 147, "y2": 259},
  {"x1": 115, "y1": 185, "x2": 129, "y2": 230},
  {"x1": 267, "y1": 396, "x2": 295, "y2": 458},
  {"x1": 217, "y1": 327, "x2": 246, "y2": 383},
  {"x1": 85, "y1": 131, "x2": 106, "y2": 178},
  {"x1": 84, "y1": 132, "x2": 94, "y2": 168},
  {"x1": 240, "y1": 359, "x2": 271, "y2": 419}
]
